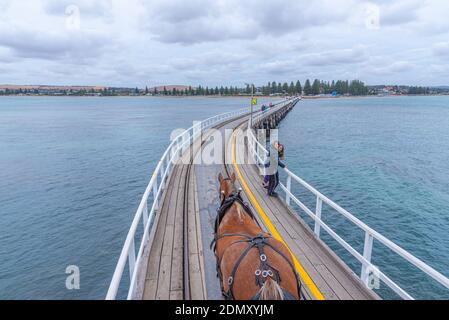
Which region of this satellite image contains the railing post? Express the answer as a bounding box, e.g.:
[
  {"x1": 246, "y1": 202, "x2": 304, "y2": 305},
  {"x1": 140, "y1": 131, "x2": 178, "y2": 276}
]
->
[
  {"x1": 255, "y1": 142, "x2": 259, "y2": 164},
  {"x1": 179, "y1": 132, "x2": 186, "y2": 157},
  {"x1": 160, "y1": 163, "x2": 165, "y2": 190},
  {"x1": 173, "y1": 140, "x2": 178, "y2": 160},
  {"x1": 143, "y1": 200, "x2": 149, "y2": 230},
  {"x1": 314, "y1": 197, "x2": 323, "y2": 237},
  {"x1": 255, "y1": 139, "x2": 259, "y2": 165},
  {"x1": 286, "y1": 175, "x2": 292, "y2": 206},
  {"x1": 361, "y1": 232, "x2": 374, "y2": 285},
  {"x1": 152, "y1": 177, "x2": 159, "y2": 211},
  {"x1": 171, "y1": 147, "x2": 175, "y2": 164},
  {"x1": 128, "y1": 238, "x2": 136, "y2": 281},
  {"x1": 177, "y1": 137, "x2": 182, "y2": 158},
  {"x1": 166, "y1": 156, "x2": 171, "y2": 176}
]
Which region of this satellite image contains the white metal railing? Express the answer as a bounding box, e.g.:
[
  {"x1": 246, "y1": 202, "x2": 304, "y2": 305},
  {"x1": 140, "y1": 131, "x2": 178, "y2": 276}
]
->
[
  {"x1": 106, "y1": 105, "x2": 255, "y2": 300},
  {"x1": 247, "y1": 106, "x2": 449, "y2": 300},
  {"x1": 247, "y1": 98, "x2": 299, "y2": 168},
  {"x1": 251, "y1": 98, "x2": 297, "y2": 126}
]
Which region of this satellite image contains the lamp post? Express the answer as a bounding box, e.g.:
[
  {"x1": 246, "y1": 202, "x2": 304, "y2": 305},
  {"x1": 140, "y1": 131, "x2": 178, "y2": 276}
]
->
[{"x1": 246, "y1": 83, "x2": 255, "y2": 128}]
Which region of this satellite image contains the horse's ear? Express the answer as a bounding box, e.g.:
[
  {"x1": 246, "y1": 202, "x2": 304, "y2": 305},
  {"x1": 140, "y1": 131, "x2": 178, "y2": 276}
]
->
[
  {"x1": 230, "y1": 172, "x2": 236, "y2": 183},
  {"x1": 218, "y1": 173, "x2": 224, "y2": 183}
]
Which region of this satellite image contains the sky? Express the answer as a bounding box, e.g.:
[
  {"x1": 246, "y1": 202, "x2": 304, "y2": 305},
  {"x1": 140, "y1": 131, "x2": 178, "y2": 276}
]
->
[{"x1": 0, "y1": 0, "x2": 449, "y2": 87}]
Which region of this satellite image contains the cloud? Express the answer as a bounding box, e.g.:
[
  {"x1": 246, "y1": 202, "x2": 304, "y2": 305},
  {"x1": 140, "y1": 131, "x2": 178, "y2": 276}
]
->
[
  {"x1": 0, "y1": 27, "x2": 109, "y2": 61},
  {"x1": 170, "y1": 52, "x2": 249, "y2": 71},
  {"x1": 0, "y1": 1, "x2": 114, "y2": 62},
  {"x1": 144, "y1": 0, "x2": 252, "y2": 44},
  {"x1": 259, "y1": 60, "x2": 300, "y2": 75},
  {"x1": 0, "y1": 47, "x2": 17, "y2": 63},
  {"x1": 428, "y1": 63, "x2": 449, "y2": 75},
  {"x1": 377, "y1": 0, "x2": 424, "y2": 26},
  {"x1": 145, "y1": 0, "x2": 354, "y2": 44},
  {"x1": 433, "y1": 42, "x2": 449, "y2": 57},
  {"x1": 300, "y1": 46, "x2": 368, "y2": 66},
  {"x1": 0, "y1": 0, "x2": 448, "y2": 87},
  {"x1": 150, "y1": 0, "x2": 215, "y2": 23},
  {"x1": 368, "y1": 61, "x2": 413, "y2": 75},
  {"x1": 43, "y1": 0, "x2": 112, "y2": 17}
]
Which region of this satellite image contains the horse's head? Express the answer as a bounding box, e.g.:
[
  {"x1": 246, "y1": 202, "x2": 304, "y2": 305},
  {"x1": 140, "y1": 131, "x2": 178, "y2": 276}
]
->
[{"x1": 218, "y1": 172, "x2": 236, "y2": 202}]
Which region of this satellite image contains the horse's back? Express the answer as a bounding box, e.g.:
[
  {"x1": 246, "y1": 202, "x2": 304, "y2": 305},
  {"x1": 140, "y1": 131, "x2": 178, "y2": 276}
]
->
[{"x1": 219, "y1": 236, "x2": 300, "y2": 300}]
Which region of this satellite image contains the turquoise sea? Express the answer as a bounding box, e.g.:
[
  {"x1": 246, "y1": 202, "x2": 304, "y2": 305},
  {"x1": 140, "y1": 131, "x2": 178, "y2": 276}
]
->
[
  {"x1": 1, "y1": 95, "x2": 448, "y2": 299},
  {"x1": 279, "y1": 96, "x2": 449, "y2": 299},
  {"x1": 0, "y1": 96, "x2": 275, "y2": 299}
]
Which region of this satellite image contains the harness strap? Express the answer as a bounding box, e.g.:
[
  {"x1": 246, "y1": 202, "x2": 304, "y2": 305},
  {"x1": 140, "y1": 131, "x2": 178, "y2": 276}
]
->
[
  {"x1": 225, "y1": 239, "x2": 258, "y2": 300},
  {"x1": 216, "y1": 233, "x2": 305, "y2": 300},
  {"x1": 213, "y1": 234, "x2": 256, "y2": 282},
  {"x1": 262, "y1": 241, "x2": 304, "y2": 300},
  {"x1": 210, "y1": 233, "x2": 253, "y2": 252}
]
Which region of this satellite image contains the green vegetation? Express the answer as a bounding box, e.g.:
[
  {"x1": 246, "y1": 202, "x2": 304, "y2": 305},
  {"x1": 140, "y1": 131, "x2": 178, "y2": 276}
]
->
[
  {"x1": 297, "y1": 79, "x2": 369, "y2": 96},
  {"x1": 303, "y1": 80, "x2": 312, "y2": 95},
  {"x1": 408, "y1": 86, "x2": 429, "y2": 95},
  {"x1": 0, "y1": 82, "x2": 443, "y2": 97}
]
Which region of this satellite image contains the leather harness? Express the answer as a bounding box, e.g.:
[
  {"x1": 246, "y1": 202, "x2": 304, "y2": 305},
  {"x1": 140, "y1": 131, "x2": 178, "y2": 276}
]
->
[{"x1": 211, "y1": 190, "x2": 305, "y2": 300}]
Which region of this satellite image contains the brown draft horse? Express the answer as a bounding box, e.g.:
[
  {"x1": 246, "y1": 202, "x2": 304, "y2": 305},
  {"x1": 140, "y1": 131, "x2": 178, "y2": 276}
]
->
[{"x1": 212, "y1": 172, "x2": 303, "y2": 300}]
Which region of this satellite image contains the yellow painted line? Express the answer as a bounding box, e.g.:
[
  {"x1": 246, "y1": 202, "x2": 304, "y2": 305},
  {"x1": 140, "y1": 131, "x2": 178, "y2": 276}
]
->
[{"x1": 232, "y1": 135, "x2": 325, "y2": 300}]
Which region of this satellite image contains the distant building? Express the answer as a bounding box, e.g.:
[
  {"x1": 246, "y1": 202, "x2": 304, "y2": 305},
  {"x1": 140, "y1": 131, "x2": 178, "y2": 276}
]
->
[
  {"x1": 0, "y1": 85, "x2": 108, "y2": 96},
  {"x1": 150, "y1": 85, "x2": 191, "y2": 93}
]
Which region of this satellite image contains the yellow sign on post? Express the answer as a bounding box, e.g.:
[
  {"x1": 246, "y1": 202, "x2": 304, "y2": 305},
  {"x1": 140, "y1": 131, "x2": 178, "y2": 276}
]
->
[{"x1": 252, "y1": 98, "x2": 257, "y2": 105}]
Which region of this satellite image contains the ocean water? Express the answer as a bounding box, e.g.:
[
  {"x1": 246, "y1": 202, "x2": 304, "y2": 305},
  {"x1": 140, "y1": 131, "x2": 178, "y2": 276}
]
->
[
  {"x1": 1, "y1": 96, "x2": 448, "y2": 300},
  {"x1": 0, "y1": 96, "x2": 277, "y2": 300},
  {"x1": 279, "y1": 96, "x2": 449, "y2": 299}
]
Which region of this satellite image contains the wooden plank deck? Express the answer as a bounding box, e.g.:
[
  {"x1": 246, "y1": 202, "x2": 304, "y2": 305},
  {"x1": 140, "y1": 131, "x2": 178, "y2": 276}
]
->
[
  {"x1": 142, "y1": 164, "x2": 206, "y2": 300},
  {"x1": 143, "y1": 164, "x2": 183, "y2": 300},
  {"x1": 188, "y1": 165, "x2": 208, "y2": 299}
]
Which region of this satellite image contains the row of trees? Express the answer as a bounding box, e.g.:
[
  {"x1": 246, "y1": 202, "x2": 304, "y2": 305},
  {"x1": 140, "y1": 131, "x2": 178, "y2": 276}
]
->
[
  {"x1": 152, "y1": 85, "x2": 254, "y2": 96},
  {"x1": 258, "y1": 79, "x2": 368, "y2": 96},
  {"x1": 152, "y1": 82, "x2": 303, "y2": 96},
  {"x1": 2, "y1": 82, "x2": 433, "y2": 97},
  {"x1": 260, "y1": 81, "x2": 303, "y2": 96},
  {"x1": 0, "y1": 88, "x2": 102, "y2": 96},
  {"x1": 301, "y1": 79, "x2": 369, "y2": 96},
  {"x1": 408, "y1": 86, "x2": 429, "y2": 95},
  {"x1": 151, "y1": 79, "x2": 369, "y2": 97}
]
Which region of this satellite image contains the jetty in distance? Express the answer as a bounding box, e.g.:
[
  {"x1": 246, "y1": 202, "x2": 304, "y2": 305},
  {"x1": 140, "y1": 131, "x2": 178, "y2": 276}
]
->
[{"x1": 106, "y1": 97, "x2": 449, "y2": 301}]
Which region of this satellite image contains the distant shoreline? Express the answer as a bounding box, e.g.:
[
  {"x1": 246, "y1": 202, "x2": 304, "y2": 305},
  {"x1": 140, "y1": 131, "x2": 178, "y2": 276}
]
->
[
  {"x1": 1, "y1": 94, "x2": 447, "y2": 99},
  {"x1": 301, "y1": 94, "x2": 449, "y2": 100}
]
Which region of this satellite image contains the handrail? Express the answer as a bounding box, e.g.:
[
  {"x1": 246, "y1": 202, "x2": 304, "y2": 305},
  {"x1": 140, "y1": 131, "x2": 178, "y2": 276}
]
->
[
  {"x1": 106, "y1": 105, "x2": 255, "y2": 300},
  {"x1": 247, "y1": 106, "x2": 449, "y2": 300}
]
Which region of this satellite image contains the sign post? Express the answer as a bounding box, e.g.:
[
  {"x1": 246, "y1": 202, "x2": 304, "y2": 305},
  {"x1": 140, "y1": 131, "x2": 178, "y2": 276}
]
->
[{"x1": 250, "y1": 86, "x2": 257, "y2": 128}]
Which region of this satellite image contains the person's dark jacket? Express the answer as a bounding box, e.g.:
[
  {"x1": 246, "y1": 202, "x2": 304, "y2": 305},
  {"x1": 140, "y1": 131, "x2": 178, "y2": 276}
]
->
[{"x1": 264, "y1": 144, "x2": 285, "y2": 175}]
